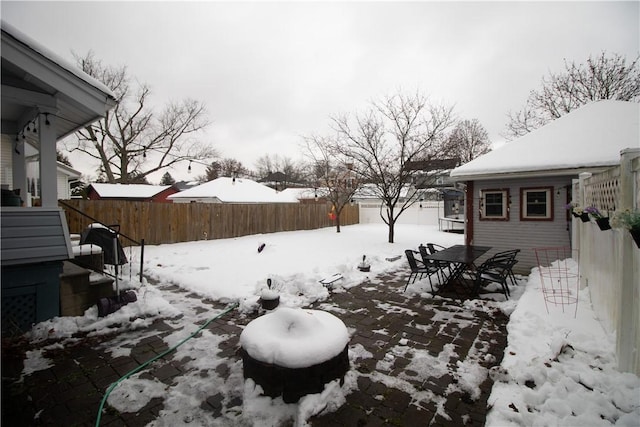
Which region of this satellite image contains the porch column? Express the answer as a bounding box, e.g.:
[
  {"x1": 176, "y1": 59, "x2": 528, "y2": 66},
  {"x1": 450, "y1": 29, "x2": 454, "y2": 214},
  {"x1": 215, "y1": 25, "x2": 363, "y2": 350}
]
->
[
  {"x1": 39, "y1": 113, "x2": 57, "y2": 207},
  {"x1": 11, "y1": 135, "x2": 27, "y2": 205}
]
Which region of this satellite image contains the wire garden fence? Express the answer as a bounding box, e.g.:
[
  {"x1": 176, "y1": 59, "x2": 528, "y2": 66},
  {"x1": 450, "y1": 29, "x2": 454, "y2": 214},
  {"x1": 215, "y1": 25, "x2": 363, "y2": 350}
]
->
[{"x1": 534, "y1": 246, "x2": 580, "y2": 317}]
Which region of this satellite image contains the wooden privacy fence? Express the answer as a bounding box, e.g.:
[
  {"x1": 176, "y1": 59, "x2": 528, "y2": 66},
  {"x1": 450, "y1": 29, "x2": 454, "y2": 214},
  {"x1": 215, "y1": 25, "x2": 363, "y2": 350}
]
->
[{"x1": 61, "y1": 200, "x2": 359, "y2": 246}]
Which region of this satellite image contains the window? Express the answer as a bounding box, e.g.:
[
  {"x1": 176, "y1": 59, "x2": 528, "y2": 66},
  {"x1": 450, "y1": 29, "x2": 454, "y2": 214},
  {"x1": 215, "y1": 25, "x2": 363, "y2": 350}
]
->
[
  {"x1": 480, "y1": 189, "x2": 509, "y2": 220},
  {"x1": 521, "y1": 187, "x2": 553, "y2": 220}
]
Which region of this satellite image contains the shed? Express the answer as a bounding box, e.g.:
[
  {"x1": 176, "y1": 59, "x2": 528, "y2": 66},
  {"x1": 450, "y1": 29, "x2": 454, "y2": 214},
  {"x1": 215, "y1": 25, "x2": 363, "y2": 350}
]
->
[{"x1": 450, "y1": 100, "x2": 640, "y2": 273}]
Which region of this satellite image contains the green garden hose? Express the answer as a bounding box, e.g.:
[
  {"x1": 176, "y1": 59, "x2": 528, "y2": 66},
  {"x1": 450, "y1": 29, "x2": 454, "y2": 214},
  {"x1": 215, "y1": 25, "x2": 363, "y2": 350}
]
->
[{"x1": 95, "y1": 302, "x2": 239, "y2": 426}]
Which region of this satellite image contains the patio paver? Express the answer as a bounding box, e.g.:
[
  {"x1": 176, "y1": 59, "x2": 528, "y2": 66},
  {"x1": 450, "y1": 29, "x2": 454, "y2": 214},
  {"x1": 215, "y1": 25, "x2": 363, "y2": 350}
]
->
[{"x1": 1, "y1": 269, "x2": 508, "y2": 426}]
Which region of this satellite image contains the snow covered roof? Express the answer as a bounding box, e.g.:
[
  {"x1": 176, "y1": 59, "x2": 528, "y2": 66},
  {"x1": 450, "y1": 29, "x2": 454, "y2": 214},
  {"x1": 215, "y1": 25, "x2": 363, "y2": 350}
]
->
[
  {"x1": 56, "y1": 162, "x2": 81, "y2": 179},
  {"x1": 168, "y1": 177, "x2": 287, "y2": 203},
  {"x1": 451, "y1": 100, "x2": 640, "y2": 180},
  {"x1": 276, "y1": 187, "x2": 326, "y2": 202},
  {"x1": 352, "y1": 183, "x2": 417, "y2": 199},
  {"x1": 89, "y1": 183, "x2": 173, "y2": 199},
  {"x1": 1, "y1": 20, "x2": 114, "y2": 98},
  {"x1": 1, "y1": 21, "x2": 117, "y2": 142}
]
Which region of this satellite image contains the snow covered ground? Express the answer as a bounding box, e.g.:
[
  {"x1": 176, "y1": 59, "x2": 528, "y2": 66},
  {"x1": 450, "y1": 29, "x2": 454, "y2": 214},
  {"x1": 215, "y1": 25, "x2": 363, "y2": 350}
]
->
[{"x1": 25, "y1": 224, "x2": 640, "y2": 425}]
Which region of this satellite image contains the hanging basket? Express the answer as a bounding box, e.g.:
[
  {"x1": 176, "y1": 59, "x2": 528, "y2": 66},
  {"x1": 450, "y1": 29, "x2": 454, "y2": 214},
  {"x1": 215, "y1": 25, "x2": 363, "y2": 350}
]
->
[
  {"x1": 595, "y1": 217, "x2": 611, "y2": 231},
  {"x1": 579, "y1": 212, "x2": 590, "y2": 222}
]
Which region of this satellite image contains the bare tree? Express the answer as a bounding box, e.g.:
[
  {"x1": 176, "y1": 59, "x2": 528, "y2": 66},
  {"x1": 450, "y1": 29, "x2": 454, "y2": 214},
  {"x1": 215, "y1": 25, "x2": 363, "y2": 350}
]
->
[
  {"x1": 506, "y1": 51, "x2": 640, "y2": 139},
  {"x1": 66, "y1": 52, "x2": 217, "y2": 183},
  {"x1": 200, "y1": 158, "x2": 250, "y2": 182},
  {"x1": 333, "y1": 92, "x2": 455, "y2": 243},
  {"x1": 254, "y1": 154, "x2": 307, "y2": 187},
  {"x1": 443, "y1": 119, "x2": 491, "y2": 163},
  {"x1": 304, "y1": 135, "x2": 359, "y2": 233}
]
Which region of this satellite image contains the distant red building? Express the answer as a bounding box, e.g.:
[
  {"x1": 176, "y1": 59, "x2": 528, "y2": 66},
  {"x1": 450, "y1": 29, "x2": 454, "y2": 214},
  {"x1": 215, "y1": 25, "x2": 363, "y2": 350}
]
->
[{"x1": 87, "y1": 183, "x2": 179, "y2": 203}]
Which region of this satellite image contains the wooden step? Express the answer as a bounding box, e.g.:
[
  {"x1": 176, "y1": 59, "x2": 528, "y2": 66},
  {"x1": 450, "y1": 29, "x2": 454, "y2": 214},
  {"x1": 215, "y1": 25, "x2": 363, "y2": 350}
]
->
[{"x1": 59, "y1": 262, "x2": 115, "y2": 316}]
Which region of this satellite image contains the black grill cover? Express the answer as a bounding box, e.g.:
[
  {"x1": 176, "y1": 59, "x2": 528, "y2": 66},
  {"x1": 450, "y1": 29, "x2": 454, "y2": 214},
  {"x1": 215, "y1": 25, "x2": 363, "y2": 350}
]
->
[{"x1": 80, "y1": 227, "x2": 127, "y2": 265}]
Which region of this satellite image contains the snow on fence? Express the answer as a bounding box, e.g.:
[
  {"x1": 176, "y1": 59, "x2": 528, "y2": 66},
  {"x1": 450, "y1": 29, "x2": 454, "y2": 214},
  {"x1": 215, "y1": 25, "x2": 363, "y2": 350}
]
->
[{"x1": 576, "y1": 148, "x2": 640, "y2": 375}]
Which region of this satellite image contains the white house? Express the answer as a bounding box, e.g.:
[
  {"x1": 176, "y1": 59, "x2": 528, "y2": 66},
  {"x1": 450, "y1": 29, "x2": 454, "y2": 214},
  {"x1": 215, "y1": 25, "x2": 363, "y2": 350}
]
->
[
  {"x1": 25, "y1": 159, "x2": 82, "y2": 202},
  {"x1": 3, "y1": 137, "x2": 82, "y2": 203},
  {"x1": 168, "y1": 177, "x2": 295, "y2": 204}
]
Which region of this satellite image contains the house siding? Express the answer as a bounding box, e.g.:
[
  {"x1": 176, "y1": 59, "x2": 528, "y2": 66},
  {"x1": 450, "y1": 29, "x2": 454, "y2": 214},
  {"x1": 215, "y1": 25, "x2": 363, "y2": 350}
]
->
[
  {"x1": 57, "y1": 174, "x2": 70, "y2": 200},
  {"x1": 470, "y1": 176, "x2": 573, "y2": 274},
  {"x1": 1, "y1": 207, "x2": 73, "y2": 266}
]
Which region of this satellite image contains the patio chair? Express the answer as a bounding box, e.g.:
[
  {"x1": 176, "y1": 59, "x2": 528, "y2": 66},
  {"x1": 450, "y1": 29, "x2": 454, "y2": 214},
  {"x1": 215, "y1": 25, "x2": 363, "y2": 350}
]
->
[
  {"x1": 404, "y1": 249, "x2": 442, "y2": 293},
  {"x1": 492, "y1": 249, "x2": 521, "y2": 288},
  {"x1": 472, "y1": 254, "x2": 513, "y2": 299},
  {"x1": 418, "y1": 245, "x2": 449, "y2": 288},
  {"x1": 426, "y1": 243, "x2": 447, "y2": 255}
]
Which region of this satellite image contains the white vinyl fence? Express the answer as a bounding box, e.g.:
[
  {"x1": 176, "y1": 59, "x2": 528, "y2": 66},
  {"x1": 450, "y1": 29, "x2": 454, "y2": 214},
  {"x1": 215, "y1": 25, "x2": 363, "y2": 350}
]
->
[
  {"x1": 358, "y1": 201, "x2": 463, "y2": 231},
  {"x1": 575, "y1": 148, "x2": 640, "y2": 375}
]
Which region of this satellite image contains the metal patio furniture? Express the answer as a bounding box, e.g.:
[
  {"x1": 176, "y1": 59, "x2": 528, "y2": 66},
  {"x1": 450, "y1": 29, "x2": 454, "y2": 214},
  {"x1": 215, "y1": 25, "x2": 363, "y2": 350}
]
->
[
  {"x1": 421, "y1": 245, "x2": 492, "y2": 298},
  {"x1": 472, "y1": 252, "x2": 516, "y2": 299},
  {"x1": 404, "y1": 249, "x2": 443, "y2": 293}
]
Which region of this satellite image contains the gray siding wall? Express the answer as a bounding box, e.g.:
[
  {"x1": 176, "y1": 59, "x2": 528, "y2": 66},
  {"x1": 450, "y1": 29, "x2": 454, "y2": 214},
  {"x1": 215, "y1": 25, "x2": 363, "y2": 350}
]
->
[
  {"x1": 471, "y1": 176, "x2": 573, "y2": 274},
  {"x1": 1, "y1": 207, "x2": 73, "y2": 266}
]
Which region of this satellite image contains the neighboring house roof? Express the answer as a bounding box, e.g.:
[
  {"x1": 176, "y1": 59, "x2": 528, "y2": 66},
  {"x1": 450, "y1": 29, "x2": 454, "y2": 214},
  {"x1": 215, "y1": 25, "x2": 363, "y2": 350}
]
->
[
  {"x1": 57, "y1": 162, "x2": 82, "y2": 180},
  {"x1": 352, "y1": 183, "x2": 418, "y2": 200},
  {"x1": 276, "y1": 187, "x2": 326, "y2": 202},
  {"x1": 26, "y1": 160, "x2": 82, "y2": 179},
  {"x1": 261, "y1": 171, "x2": 289, "y2": 183},
  {"x1": 168, "y1": 177, "x2": 286, "y2": 203},
  {"x1": 451, "y1": 100, "x2": 640, "y2": 180},
  {"x1": 89, "y1": 183, "x2": 173, "y2": 199},
  {"x1": 174, "y1": 180, "x2": 200, "y2": 191}
]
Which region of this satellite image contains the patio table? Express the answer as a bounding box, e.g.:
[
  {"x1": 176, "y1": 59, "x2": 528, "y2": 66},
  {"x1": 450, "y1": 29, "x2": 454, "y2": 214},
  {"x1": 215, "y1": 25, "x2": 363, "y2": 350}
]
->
[{"x1": 423, "y1": 245, "x2": 491, "y2": 298}]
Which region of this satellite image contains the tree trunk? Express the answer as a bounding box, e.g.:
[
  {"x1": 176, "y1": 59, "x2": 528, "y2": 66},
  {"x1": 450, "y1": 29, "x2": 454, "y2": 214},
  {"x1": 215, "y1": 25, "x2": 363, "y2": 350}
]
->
[
  {"x1": 387, "y1": 217, "x2": 395, "y2": 243},
  {"x1": 335, "y1": 214, "x2": 341, "y2": 233}
]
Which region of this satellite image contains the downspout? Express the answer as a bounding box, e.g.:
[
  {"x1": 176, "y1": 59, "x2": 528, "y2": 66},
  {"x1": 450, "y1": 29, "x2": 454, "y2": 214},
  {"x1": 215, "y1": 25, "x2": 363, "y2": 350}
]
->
[{"x1": 465, "y1": 180, "x2": 474, "y2": 246}]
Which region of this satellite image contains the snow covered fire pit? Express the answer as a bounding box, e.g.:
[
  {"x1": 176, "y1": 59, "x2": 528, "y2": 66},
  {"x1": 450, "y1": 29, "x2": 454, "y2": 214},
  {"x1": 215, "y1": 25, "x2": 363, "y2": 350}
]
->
[{"x1": 239, "y1": 307, "x2": 350, "y2": 403}]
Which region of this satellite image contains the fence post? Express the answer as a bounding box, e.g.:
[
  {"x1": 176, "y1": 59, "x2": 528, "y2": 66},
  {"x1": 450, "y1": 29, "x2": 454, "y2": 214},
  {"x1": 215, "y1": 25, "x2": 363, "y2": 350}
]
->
[
  {"x1": 139, "y1": 238, "x2": 145, "y2": 284},
  {"x1": 617, "y1": 148, "x2": 640, "y2": 373},
  {"x1": 576, "y1": 173, "x2": 591, "y2": 263}
]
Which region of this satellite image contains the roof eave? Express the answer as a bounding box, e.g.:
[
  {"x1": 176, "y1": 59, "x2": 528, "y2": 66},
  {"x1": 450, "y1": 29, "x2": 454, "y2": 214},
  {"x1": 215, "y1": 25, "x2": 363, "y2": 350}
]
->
[{"x1": 450, "y1": 166, "x2": 614, "y2": 182}]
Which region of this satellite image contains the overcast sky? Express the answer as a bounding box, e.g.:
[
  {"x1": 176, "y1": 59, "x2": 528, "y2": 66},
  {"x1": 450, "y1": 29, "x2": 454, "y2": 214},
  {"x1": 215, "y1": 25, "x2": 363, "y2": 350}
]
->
[{"x1": 2, "y1": 1, "x2": 638, "y2": 183}]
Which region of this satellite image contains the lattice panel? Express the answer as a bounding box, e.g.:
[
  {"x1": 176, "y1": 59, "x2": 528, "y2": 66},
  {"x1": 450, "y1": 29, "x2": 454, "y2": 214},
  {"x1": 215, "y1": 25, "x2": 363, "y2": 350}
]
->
[
  {"x1": 1, "y1": 293, "x2": 36, "y2": 333},
  {"x1": 584, "y1": 168, "x2": 620, "y2": 213}
]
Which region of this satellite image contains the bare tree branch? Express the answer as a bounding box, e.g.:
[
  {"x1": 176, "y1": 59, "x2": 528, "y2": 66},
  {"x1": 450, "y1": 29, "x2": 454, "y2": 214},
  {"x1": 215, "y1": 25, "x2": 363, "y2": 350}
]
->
[
  {"x1": 331, "y1": 92, "x2": 455, "y2": 243},
  {"x1": 303, "y1": 134, "x2": 359, "y2": 232},
  {"x1": 442, "y1": 119, "x2": 492, "y2": 164},
  {"x1": 64, "y1": 52, "x2": 217, "y2": 183},
  {"x1": 505, "y1": 51, "x2": 640, "y2": 139}
]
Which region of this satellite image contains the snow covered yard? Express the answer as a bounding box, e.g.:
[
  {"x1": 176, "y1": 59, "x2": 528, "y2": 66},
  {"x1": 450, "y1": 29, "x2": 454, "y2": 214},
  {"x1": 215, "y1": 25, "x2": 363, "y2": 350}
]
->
[{"x1": 11, "y1": 224, "x2": 640, "y2": 425}]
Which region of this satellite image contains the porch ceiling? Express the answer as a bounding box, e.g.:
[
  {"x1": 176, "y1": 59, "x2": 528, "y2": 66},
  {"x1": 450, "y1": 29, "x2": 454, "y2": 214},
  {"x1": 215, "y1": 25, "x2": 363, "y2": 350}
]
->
[{"x1": 1, "y1": 20, "x2": 116, "y2": 142}]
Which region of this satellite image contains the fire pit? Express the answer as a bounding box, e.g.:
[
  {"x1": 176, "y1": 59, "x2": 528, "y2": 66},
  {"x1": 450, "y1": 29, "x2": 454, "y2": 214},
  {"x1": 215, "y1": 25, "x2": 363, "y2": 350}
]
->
[{"x1": 240, "y1": 307, "x2": 350, "y2": 403}]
